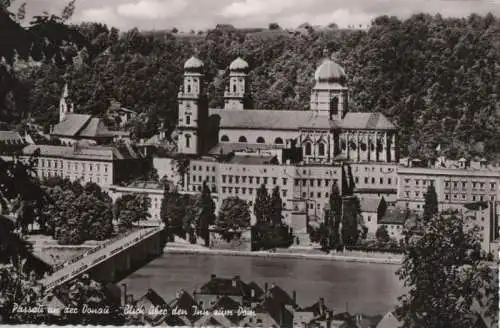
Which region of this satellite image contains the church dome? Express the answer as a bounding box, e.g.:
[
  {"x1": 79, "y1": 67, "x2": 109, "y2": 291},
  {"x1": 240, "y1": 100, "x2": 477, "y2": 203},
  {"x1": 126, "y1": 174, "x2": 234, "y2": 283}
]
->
[
  {"x1": 184, "y1": 56, "x2": 204, "y2": 72},
  {"x1": 314, "y1": 59, "x2": 346, "y2": 83},
  {"x1": 229, "y1": 57, "x2": 249, "y2": 72}
]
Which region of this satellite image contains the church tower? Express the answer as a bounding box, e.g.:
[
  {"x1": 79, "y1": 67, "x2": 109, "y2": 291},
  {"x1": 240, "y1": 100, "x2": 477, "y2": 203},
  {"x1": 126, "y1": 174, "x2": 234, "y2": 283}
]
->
[
  {"x1": 224, "y1": 57, "x2": 251, "y2": 110},
  {"x1": 59, "y1": 82, "x2": 74, "y2": 122},
  {"x1": 310, "y1": 52, "x2": 348, "y2": 120},
  {"x1": 177, "y1": 56, "x2": 208, "y2": 155}
]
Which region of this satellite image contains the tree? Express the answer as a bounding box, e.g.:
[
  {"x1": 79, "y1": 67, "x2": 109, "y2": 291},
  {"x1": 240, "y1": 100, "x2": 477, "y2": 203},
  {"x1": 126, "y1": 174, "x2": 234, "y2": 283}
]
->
[
  {"x1": 216, "y1": 197, "x2": 251, "y2": 241},
  {"x1": 270, "y1": 186, "x2": 283, "y2": 226},
  {"x1": 327, "y1": 182, "x2": 342, "y2": 250},
  {"x1": 254, "y1": 184, "x2": 270, "y2": 225},
  {"x1": 377, "y1": 197, "x2": 387, "y2": 220},
  {"x1": 375, "y1": 225, "x2": 390, "y2": 243},
  {"x1": 198, "y1": 182, "x2": 215, "y2": 247},
  {"x1": 161, "y1": 190, "x2": 186, "y2": 237},
  {"x1": 422, "y1": 184, "x2": 438, "y2": 223},
  {"x1": 159, "y1": 186, "x2": 171, "y2": 240},
  {"x1": 396, "y1": 213, "x2": 498, "y2": 327},
  {"x1": 268, "y1": 22, "x2": 281, "y2": 30},
  {"x1": 114, "y1": 193, "x2": 151, "y2": 229}
]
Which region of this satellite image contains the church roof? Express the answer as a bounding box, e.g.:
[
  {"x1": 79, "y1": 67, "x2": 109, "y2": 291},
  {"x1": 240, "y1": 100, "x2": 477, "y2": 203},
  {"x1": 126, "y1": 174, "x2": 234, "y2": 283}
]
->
[
  {"x1": 229, "y1": 57, "x2": 249, "y2": 72},
  {"x1": 209, "y1": 108, "x2": 334, "y2": 130},
  {"x1": 208, "y1": 142, "x2": 285, "y2": 155},
  {"x1": 314, "y1": 58, "x2": 346, "y2": 83},
  {"x1": 339, "y1": 112, "x2": 396, "y2": 130},
  {"x1": 184, "y1": 56, "x2": 203, "y2": 72},
  {"x1": 52, "y1": 114, "x2": 92, "y2": 137}
]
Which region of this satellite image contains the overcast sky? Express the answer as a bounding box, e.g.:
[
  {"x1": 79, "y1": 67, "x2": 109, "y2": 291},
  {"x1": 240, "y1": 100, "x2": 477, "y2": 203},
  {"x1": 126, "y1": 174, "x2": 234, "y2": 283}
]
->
[{"x1": 21, "y1": 0, "x2": 500, "y2": 31}]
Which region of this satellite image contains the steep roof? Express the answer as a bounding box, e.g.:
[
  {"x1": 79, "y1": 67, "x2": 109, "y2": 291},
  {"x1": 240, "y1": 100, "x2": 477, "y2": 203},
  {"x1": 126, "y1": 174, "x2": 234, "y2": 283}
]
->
[
  {"x1": 209, "y1": 108, "x2": 335, "y2": 130},
  {"x1": 339, "y1": 112, "x2": 396, "y2": 130},
  {"x1": 198, "y1": 276, "x2": 249, "y2": 297},
  {"x1": 0, "y1": 131, "x2": 25, "y2": 144},
  {"x1": 52, "y1": 114, "x2": 92, "y2": 137},
  {"x1": 376, "y1": 311, "x2": 402, "y2": 328}
]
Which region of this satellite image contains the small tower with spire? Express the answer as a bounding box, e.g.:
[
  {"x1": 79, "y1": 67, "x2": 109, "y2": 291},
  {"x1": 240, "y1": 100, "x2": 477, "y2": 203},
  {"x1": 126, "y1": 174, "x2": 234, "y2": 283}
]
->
[
  {"x1": 59, "y1": 82, "x2": 74, "y2": 123},
  {"x1": 224, "y1": 57, "x2": 251, "y2": 110}
]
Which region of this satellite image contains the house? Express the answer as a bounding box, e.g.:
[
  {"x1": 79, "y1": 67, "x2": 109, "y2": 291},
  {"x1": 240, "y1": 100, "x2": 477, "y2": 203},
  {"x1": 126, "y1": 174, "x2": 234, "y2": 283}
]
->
[
  {"x1": 377, "y1": 206, "x2": 413, "y2": 241},
  {"x1": 166, "y1": 289, "x2": 199, "y2": 326},
  {"x1": 194, "y1": 274, "x2": 263, "y2": 306},
  {"x1": 106, "y1": 99, "x2": 137, "y2": 128},
  {"x1": 359, "y1": 197, "x2": 381, "y2": 237},
  {"x1": 0, "y1": 130, "x2": 28, "y2": 158},
  {"x1": 134, "y1": 288, "x2": 170, "y2": 325}
]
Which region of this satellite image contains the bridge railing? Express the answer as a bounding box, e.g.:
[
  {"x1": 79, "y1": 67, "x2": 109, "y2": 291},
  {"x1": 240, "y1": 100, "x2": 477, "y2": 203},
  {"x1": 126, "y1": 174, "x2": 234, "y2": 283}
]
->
[
  {"x1": 51, "y1": 229, "x2": 141, "y2": 272},
  {"x1": 43, "y1": 225, "x2": 164, "y2": 290}
]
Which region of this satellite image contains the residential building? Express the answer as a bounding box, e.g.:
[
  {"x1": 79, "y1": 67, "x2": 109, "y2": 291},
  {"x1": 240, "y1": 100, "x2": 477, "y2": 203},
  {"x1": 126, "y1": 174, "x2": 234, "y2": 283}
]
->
[
  {"x1": 359, "y1": 198, "x2": 381, "y2": 237},
  {"x1": 21, "y1": 143, "x2": 144, "y2": 188}
]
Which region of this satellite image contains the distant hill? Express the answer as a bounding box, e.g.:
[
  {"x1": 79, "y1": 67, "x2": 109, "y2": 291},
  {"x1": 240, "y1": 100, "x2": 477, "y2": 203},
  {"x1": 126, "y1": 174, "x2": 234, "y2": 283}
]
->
[{"x1": 7, "y1": 13, "x2": 500, "y2": 160}]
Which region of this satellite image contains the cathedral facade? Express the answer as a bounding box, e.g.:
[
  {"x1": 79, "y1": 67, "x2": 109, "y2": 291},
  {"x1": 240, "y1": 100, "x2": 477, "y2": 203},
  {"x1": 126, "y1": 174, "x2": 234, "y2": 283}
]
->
[{"x1": 176, "y1": 55, "x2": 398, "y2": 165}]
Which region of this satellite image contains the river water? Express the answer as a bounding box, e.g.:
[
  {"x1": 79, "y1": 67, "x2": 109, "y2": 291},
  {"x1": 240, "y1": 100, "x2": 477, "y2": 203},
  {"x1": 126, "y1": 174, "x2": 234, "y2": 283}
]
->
[{"x1": 119, "y1": 253, "x2": 405, "y2": 315}]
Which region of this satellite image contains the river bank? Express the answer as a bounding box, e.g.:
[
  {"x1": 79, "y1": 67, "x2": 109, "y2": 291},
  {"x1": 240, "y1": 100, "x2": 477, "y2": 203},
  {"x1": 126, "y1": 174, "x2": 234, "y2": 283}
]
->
[{"x1": 163, "y1": 246, "x2": 403, "y2": 265}]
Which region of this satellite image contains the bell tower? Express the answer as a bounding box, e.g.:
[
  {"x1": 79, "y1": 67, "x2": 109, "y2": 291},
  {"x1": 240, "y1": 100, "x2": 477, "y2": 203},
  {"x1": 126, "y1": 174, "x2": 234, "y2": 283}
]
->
[
  {"x1": 224, "y1": 57, "x2": 251, "y2": 110},
  {"x1": 177, "y1": 56, "x2": 208, "y2": 155},
  {"x1": 310, "y1": 51, "x2": 348, "y2": 120},
  {"x1": 59, "y1": 82, "x2": 74, "y2": 122}
]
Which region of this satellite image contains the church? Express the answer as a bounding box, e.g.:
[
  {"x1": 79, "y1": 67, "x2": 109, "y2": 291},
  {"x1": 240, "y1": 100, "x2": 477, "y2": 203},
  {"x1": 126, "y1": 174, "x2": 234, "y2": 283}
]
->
[{"x1": 176, "y1": 54, "x2": 398, "y2": 165}]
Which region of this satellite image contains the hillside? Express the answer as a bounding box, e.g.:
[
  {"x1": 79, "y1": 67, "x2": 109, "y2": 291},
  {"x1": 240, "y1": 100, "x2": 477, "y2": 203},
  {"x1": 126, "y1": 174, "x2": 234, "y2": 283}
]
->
[{"x1": 4, "y1": 13, "x2": 500, "y2": 161}]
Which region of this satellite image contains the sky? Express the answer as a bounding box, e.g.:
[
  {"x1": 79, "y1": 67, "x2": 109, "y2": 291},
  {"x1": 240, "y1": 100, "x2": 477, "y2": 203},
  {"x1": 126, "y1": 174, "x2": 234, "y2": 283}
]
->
[{"x1": 20, "y1": 0, "x2": 500, "y2": 31}]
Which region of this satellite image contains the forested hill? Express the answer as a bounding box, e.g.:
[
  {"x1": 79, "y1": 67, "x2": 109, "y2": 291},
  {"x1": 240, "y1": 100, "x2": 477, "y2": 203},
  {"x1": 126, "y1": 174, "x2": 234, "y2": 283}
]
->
[{"x1": 8, "y1": 13, "x2": 500, "y2": 161}]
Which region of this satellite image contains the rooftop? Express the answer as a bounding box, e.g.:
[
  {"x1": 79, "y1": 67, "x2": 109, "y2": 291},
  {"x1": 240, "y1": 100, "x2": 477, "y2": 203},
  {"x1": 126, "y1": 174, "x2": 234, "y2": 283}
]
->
[
  {"x1": 359, "y1": 198, "x2": 380, "y2": 213},
  {"x1": 52, "y1": 114, "x2": 117, "y2": 139},
  {"x1": 209, "y1": 108, "x2": 335, "y2": 131},
  {"x1": 22, "y1": 144, "x2": 140, "y2": 161},
  {"x1": 339, "y1": 112, "x2": 396, "y2": 130},
  {"x1": 228, "y1": 155, "x2": 279, "y2": 165},
  {"x1": 208, "y1": 142, "x2": 285, "y2": 156}
]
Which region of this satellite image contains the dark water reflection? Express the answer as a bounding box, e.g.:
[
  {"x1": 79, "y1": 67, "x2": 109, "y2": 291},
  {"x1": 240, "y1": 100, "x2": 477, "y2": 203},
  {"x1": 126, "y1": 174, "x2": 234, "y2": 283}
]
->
[{"x1": 120, "y1": 253, "x2": 405, "y2": 315}]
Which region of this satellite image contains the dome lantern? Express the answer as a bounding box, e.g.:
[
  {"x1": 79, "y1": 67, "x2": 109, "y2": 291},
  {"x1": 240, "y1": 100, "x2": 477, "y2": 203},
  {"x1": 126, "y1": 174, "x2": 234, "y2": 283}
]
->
[
  {"x1": 184, "y1": 56, "x2": 204, "y2": 73},
  {"x1": 229, "y1": 57, "x2": 249, "y2": 72}
]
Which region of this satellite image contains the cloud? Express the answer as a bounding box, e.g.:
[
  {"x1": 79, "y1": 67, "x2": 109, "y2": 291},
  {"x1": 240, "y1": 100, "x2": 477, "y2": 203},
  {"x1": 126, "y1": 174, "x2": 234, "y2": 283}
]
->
[
  {"x1": 117, "y1": 0, "x2": 188, "y2": 19},
  {"x1": 220, "y1": 0, "x2": 302, "y2": 18},
  {"x1": 79, "y1": 7, "x2": 127, "y2": 29}
]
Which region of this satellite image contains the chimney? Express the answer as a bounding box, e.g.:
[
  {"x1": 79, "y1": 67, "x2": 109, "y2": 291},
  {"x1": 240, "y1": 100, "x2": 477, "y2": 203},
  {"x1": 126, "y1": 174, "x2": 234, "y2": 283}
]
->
[
  {"x1": 292, "y1": 291, "x2": 296, "y2": 305},
  {"x1": 250, "y1": 288, "x2": 255, "y2": 298},
  {"x1": 121, "y1": 283, "x2": 127, "y2": 306},
  {"x1": 264, "y1": 283, "x2": 268, "y2": 295},
  {"x1": 211, "y1": 274, "x2": 216, "y2": 280},
  {"x1": 232, "y1": 276, "x2": 239, "y2": 287}
]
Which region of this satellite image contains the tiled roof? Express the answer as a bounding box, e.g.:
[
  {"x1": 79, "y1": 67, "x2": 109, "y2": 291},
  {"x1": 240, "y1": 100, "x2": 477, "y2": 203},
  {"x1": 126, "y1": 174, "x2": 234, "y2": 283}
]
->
[
  {"x1": 339, "y1": 112, "x2": 396, "y2": 130},
  {"x1": 376, "y1": 311, "x2": 402, "y2": 328},
  {"x1": 78, "y1": 118, "x2": 112, "y2": 137},
  {"x1": 168, "y1": 290, "x2": 199, "y2": 321},
  {"x1": 137, "y1": 289, "x2": 168, "y2": 308},
  {"x1": 209, "y1": 108, "x2": 335, "y2": 130},
  {"x1": 208, "y1": 142, "x2": 285, "y2": 156},
  {"x1": 379, "y1": 207, "x2": 415, "y2": 225},
  {"x1": 52, "y1": 114, "x2": 92, "y2": 136},
  {"x1": 199, "y1": 276, "x2": 248, "y2": 297},
  {"x1": 21, "y1": 144, "x2": 139, "y2": 161},
  {"x1": 0, "y1": 131, "x2": 25, "y2": 144},
  {"x1": 229, "y1": 155, "x2": 278, "y2": 165},
  {"x1": 359, "y1": 198, "x2": 381, "y2": 213}
]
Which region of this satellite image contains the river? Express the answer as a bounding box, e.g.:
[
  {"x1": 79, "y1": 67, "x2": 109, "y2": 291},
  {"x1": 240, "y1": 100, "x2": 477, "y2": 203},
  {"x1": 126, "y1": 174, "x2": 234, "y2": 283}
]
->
[{"x1": 119, "y1": 253, "x2": 405, "y2": 315}]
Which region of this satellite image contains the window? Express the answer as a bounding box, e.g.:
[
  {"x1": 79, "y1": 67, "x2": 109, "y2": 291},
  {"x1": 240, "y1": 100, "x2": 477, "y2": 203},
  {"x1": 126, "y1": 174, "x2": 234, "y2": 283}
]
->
[
  {"x1": 283, "y1": 190, "x2": 287, "y2": 197},
  {"x1": 273, "y1": 178, "x2": 277, "y2": 185},
  {"x1": 186, "y1": 116, "x2": 191, "y2": 125},
  {"x1": 330, "y1": 96, "x2": 339, "y2": 117},
  {"x1": 367, "y1": 216, "x2": 371, "y2": 222},
  {"x1": 491, "y1": 183, "x2": 496, "y2": 189},
  {"x1": 222, "y1": 187, "x2": 227, "y2": 193},
  {"x1": 274, "y1": 137, "x2": 284, "y2": 144},
  {"x1": 233, "y1": 84, "x2": 237, "y2": 93},
  {"x1": 235, "y1": 176, "x2": 240, "y2": 183},
  {"x1": 282, "y1": 178, "x2": 287, "y2": 185},
  {"x1": 310, "y1": 179, "x2": 314, "y2": 187},
  {"x1": 249, "y1": 188, "x2": 253, "y2": 195},
  {"x1": 222, "y1": 175, "x2": 226, "y2": 183},
  {"x1": 317, "y1": 192, "x2": 321, "y2": 198},
  {"x1": 185, "y1": 134, "x2": 191, "y2": 148},
  {"x1": 187, "y1": 84, "x2": 191, "y2": 93},
  {"x1": 264, "y1": 177, "x2": 268, "y2": 184},
  {"x1": 388, "y1": 178, "x2": 392, "y2": 185},
  {"x1": 221, "y1": 135, "x2": 229, "y2": 142},
  {"x1": 249, "y1": 177, "x2": 253, "y2": 184},
  {"x1": 229, "y1": 176, "x2": 233, "y2": 183},
  {"x1": 355, "y1": 177, "x2": 359, "y2": 183},
  {"x1": 365, "y1": 177, "x2": 369, "y2": 184},
  {"x1": 304, "y1": 142, "x2": 312, "y2": 156},
  {"x1": 318, "y1": 142, "x2": 325, "y2": 156},
  {"x1": 295, "y1": 179, "x2": 299, "y2": 186},
  {"x1": 238, "y1": 136, "x2": 247, "y2": 142},
  {"x1": 380, "y1": 178, "x2": 383, "y2": 184},
  {"x1": 256, "y1": 137, "x2": 265, "y2": 144},
  {"x1": 317, "y1": 179, "x2": 322, "y2": 187},
  {"x1": 325, "y1": 180, "x2": 330, "y2": 187},
  {"x1": 256, "y1": 177, "x2": 260, "y2": 184},
  {"x1": 371, "y1": 177, "x2": 375, "y2": 184},
  {"x1": 242, "y1": 176, "x2": 247, "y2": 183}
]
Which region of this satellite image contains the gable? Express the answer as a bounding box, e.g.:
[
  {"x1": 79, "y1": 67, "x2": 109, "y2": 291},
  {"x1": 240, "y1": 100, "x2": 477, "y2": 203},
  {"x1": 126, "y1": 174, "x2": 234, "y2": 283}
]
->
[{"x1": 52, "y1": 114, "x2": 92, "y2": 137}]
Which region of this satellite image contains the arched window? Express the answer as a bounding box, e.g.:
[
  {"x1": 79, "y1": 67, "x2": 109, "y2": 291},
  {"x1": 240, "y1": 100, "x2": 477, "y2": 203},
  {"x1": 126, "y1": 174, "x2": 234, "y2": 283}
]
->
[
  {"x1": 330, "y1": 96, "x2": 339, "y2": 118},
  {"x1": 185, "y1": 134, "x2": 191, "y2": 148},
  {"x1": 187, "y1": 84, "x2": 191, "y2": 93},
  {"x1": 238, "y1": 136, "x2": 247, "y2": 142},
  {"x1": 304, "y1": 142, "x2": 312, "y2": 156},
  {"x1": 233, "y1": 84, "x2": 237, "y2": 93},
  {"x1": 221, "y1": 135, "x2": 229, "y2": 142},
  {"x1": 256, "y1": 137, "x2": 265, "y2": 144},
  {"x1": 318, "y1": 142, "x2": 325, "y2": 156},
  {"x1": 274, "y1": 137, "x2": 284, "y2": 144},
  {"x1": 186, "y1": 115, "x2": 191, "y2": 125}
]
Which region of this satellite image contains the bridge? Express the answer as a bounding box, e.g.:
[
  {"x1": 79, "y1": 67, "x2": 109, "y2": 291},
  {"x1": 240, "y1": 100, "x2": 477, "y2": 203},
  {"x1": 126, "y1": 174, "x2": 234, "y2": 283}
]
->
[{"x1": 40, "y1": 224, "x2": 165, "y2": 291}]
